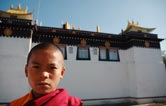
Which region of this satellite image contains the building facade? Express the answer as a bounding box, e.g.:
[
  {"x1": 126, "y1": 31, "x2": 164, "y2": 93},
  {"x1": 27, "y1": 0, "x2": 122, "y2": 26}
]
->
[{"x1": 0, "y1": 5, "x2": 165, "y2": 105}]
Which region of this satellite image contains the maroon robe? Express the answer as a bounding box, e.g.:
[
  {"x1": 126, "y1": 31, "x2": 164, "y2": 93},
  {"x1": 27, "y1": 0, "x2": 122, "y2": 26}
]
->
[{"x1": 10, "y1": 88, "x2": 82, "y2": 106}]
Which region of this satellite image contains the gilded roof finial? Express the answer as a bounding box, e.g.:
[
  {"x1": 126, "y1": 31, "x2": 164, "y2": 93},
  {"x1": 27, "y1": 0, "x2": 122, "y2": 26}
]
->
[
  {"x1": 4, "y1": 4, "x2": 32, "y2": 20},
  {"x1": 72, "y1": 24, "x2": 75, "y2": 30},
  {"x1": 78, "y1": 26, "x2": 80, "y2": 30},
  {"x1": 96, "y1": 25, "x2": 100, "y2": 32},
  {"x1": 24, "y1": 6, "x2": 28, "y2": 13},
  {"x1": 136, "y1": 22, "x2": 139, "y2": 26},
  {"x1": 10, "y1": 4, "x2": 13, "y2": 9},
  {"x1": 124, "y1": 21, "x2": 156, "y2": 33},
  {"x1": 65, "y1": 21, "x2": 70, "y2": 29},
  {"x1": 128, "y1": 21, "x2": 130, "y2": 25},
  {"x1": 17, "y1": 4, "x2": 21, "y2": 10}
]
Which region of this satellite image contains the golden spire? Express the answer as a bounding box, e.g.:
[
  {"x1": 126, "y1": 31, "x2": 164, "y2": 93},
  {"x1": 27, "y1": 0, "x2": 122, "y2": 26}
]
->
[
  {"x1": 96, "y1": 25, "x2": 100, "y2": 32},
  {"x1": 78, "y1": 26, "x2": 80, "y2": 30},
  {"x1": 3, "y1": 4, "x2": 32, "y2": 20},
  {"x1": 124, "y1": 21, "x2": 156, "y2": 33},
  {"x1": 7, "y1": 4, "x2": 29, "y2": 14},
  {"x1": 24, "y1": 6, "x2": 28, "y2": 13},
  {"x1": 72, "y1": 24, "x2": 75, "y2": 30},
  {"x1": 17, "y1": 4, "x2": 21, "y2": 10},
  {"x1": 136, "y1": 22, "x2": 139, "y2": 25},
  {"x1": 65, "y1": 21, "x2": 70, "y2": 29},
  {"x1": 10, "y1": 4, "x2": 13, "y2": 9}
]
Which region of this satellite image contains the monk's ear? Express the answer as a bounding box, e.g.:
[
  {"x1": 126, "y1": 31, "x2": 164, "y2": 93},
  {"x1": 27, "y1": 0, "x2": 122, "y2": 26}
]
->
[
  {"x1": 60, "y1": 67, "x2": 66, "y2": 79},
  {"x1": 25, "y1": 64, "x2": 28, "y2": 77}
]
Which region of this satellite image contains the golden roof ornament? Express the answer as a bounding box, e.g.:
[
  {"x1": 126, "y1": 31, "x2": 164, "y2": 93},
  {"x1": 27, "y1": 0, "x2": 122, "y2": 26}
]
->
[
  {"x1": 10, "y1": 4, "x2": 14, "y2": 9},
  {"x1": 1, "y1": 4, "x2": 32, "y2": 20},
  {"x1": 124, "y1": 21, "x2": 155, "y2": 33},
  {"x1": 25, "y1": 6, "x2": 28, "y2": 12},
  {"x1": 53, "y1": 37, "x2": 60, "y2": 44},
  {"x1": 17, "y1": 4, "x2": 21, "y2": 10},
  {"x1": 91, "y1": 33, "x2": 95, "y2": 36},
  {"x1": 145, "y1": 41, "x2": 150, "y2": 47},
  {"x1": 72, "y1": 24, "x2": 75, "y2": 30},
  {"x1": 80, "y1": 39, "x2": 87, "y2": 46},
  {"x1": 105, "y1": 41, "x2": 110, "y2": 48},
  {"x1": 7, "y1": 4, "x2": 28, "y2": 14},
  {"x1": 136, "y1": 22, "x2": 139, "y2": 26},
  {"x1": 78, "y1": 26, "x2": 81, "y2": 30},
  {"x1": 51, "y1": 29, "x2": 56, "y2": 33},
  {"x1": 65, "y1": 21, "x2": 70, "y2": 29},
  {"x1": 4, "y1": 28, "x2": 12, "y2": 36},
  {"x1": 63, "y1": 21, "x2": 70, "y2": 29},
  {"x1": 96, "y1": 25, "x2": 100, "y2": 32}
]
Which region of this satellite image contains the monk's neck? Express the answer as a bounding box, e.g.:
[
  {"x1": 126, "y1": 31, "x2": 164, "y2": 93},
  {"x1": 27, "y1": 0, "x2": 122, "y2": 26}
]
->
[{"x1": 32, "y1": 91, "x2": 45, "y2": 99}]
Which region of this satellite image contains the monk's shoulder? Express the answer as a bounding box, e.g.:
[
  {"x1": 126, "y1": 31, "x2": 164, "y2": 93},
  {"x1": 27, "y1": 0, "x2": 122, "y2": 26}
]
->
[
  {"x1": 10, "y1": 93, "x2": 32, "y2": 106},
  {"x1": 68, "y1": 96, "x2": 83, "y2": 106}
]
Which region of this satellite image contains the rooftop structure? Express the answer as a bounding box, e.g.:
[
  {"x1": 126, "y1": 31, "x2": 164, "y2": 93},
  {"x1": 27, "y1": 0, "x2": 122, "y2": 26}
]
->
[
  {"x1": 0, "y1": 4, "x2": 165, "y2": 106},
  {"x1": 124, "y1": 21, "x2": 156, "y2": 33},
  {"x1": 0, "y1": 4, "x2": 32, "y2": 20}
]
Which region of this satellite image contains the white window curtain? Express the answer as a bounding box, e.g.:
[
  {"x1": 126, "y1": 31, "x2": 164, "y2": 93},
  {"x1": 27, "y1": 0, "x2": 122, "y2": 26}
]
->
[
  {"x1": 109, "y1": 49, "x2": 118, "y2": 60},
  {"x1": 78, "y1": 47, "x2": 89, "y2": 59},
  {"x1": 100, "y1": 48, "x2": 106, "y2": 59}
]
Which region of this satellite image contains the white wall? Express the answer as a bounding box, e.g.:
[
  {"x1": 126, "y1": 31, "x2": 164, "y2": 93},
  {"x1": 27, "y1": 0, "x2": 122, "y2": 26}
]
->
[
  {"x1": 123, "y1": 48, "x2": 138, "y2": 97},
  {"x1": 59, "y1": 46, "x2": 129, "y2": 99},
  {"x1": 0, "y1": 37, "x2": 30, "y2": 102},
  {"x1": 0, "y1": 38, "x2": 165, "y2": 102},
  {"x1": 133, "y1": 47, "x2": 166, "y2": 97},
  {"x1": 59, "y1": 46, "x2": 166, "y2": 99}
]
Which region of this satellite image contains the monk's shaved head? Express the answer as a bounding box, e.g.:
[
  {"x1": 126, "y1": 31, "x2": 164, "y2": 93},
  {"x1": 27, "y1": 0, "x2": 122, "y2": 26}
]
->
[{"x1": 27, "y1": 42, "x2": 64, "y2": 65}]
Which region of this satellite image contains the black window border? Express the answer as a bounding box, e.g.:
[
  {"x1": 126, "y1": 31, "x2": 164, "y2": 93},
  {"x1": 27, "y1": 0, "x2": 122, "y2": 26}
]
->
[
  {"x1": 58, "y1": 44, "x2": 67, "y2": 60},
  {"x1": 99, "y1": 47, "x2": 120, "y2": 62},
  {"x1": 76, "y1": 45, "x2": 91, "y2": 60}
]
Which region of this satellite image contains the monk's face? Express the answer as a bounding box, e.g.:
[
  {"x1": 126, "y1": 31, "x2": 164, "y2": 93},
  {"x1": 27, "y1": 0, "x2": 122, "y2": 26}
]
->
[{"x1": 25, "y1": 49, "x2": 65, "y2": 96}]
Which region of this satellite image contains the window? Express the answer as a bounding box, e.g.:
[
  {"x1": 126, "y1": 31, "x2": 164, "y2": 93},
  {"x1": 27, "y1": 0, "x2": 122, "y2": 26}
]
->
[
  {"x1": 77, "y1": 45, "x2": 90, "y2": 60},
  {"x1": 99, "y1": 48, "x2": 107, "y2": 60},
  {"x1": 109, "y1": 49, "x2": 119, "y2": 60},
  {"x1": 58, "y1": 45, "x2": 67, "y2": 60},
  {"x1": 99, "y1": 47, "x2": 119, "y2": 61},
  {"x1": 69, "y1": 46, "x2": 73, "y2": 54},
  {"x1": 93, "y1": 48, "x2": 97, "y2": 55}
]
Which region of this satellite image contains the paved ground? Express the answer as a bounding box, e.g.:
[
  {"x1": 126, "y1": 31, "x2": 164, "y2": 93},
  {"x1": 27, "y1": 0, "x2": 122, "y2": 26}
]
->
[{"x1": 133, "y1": 103, "x2": 166, "y2": 106}]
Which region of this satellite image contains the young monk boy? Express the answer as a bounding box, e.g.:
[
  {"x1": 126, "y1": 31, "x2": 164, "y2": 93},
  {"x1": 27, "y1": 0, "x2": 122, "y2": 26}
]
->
[{"x1": 10, "y1": 42, "x2": 82, "y2": 106}]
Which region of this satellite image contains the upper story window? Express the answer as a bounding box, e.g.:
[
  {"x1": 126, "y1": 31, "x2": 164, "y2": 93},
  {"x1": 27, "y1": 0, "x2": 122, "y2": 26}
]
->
[
  {"x1": 77, "y1": 45, "x2": 90, "y2": 60},
  {"x1": 93, "y1": 48, "x2": 98, "y2": 55},
  {"x1": 69, "y1": 46, "x2": 73, "y2": 54},
  {"x1": 58, "y1": 44, "x2": 67, "y2": 60},
  {"x1": 99, "y1": 47, "x2": 119, "y2": 61}
]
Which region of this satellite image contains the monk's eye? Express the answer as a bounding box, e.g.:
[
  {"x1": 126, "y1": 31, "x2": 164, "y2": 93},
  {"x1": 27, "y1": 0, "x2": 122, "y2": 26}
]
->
[
  {"x1": 49, "y1": 66, "x2": 57, "y2": 70},
  {"x1": 32, "y1": 65, "x2": 40, "y2": 69}
]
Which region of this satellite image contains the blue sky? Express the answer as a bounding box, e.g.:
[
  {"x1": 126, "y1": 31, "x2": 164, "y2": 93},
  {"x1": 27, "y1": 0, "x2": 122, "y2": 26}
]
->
[{"x1": 0, "y1": 0, "x2": 165, "y2": 51}]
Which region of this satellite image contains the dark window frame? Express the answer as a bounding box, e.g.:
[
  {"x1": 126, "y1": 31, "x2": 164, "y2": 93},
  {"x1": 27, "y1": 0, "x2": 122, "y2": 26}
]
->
[
  {"x1": 58, "y1": 44, "x2": 67, "y2": 60},
  {"x1": 99, "y1": 47, "x2": 120, "y2": 62},
  {"x1": 76, "y1": 45, "x2": 91, "y2": 60}
]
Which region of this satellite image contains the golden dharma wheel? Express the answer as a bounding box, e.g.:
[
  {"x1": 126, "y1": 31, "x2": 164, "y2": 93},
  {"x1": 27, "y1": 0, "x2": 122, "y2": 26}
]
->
[
  {"x1": 51, "y1": 29, "x2": 56, "y2": 33},
  {"x1": 80, "y1": 39, "x2": 87, "y2": 46},
  {"x1": 4, "y1": 28, "x2": 12, "y2": 36},
  {"x1": 145, "y1": 41, "x2": 150, "y2": 47},
  {"x1": 53, "y1": 37, "x2": 60, "y2": 43},
  {"x1": 105, "y1": 41, "x2": 110, "y2": 48}
]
